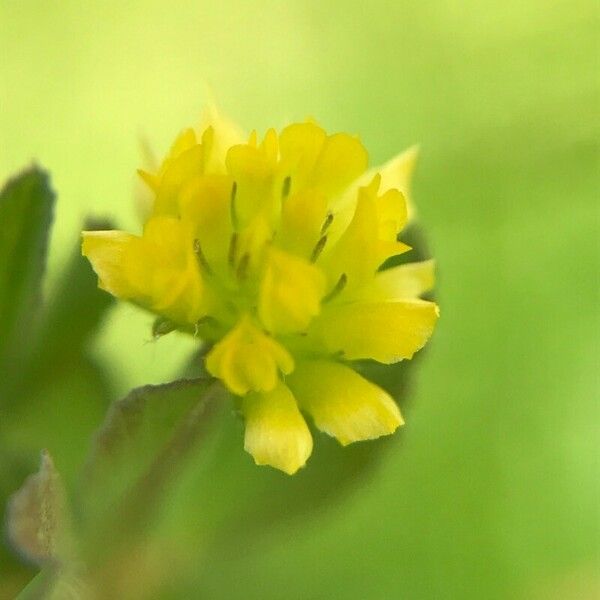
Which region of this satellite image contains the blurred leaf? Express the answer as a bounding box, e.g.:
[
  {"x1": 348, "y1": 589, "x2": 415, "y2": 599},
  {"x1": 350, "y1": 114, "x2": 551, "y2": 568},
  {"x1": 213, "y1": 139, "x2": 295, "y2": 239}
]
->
[
  {"x1": 0, "y1": 169, "x2": 114, "y2": 593},
  {"x1": 6, "y1": 450, "x2": 71, "y2": 567},
  {"x1": 16, "y1": 572, "x2": 90, "y2": 600},
  {"x1": 7, "y1": 377, "x2": 224, "y2": 600},
  {"x1": 14, "y1": 570, "x2": 54, "y2": 600},
  {"x1": 78, "y1": 378, "x2": 223, "y2": 557},
  {"x1": 29, "y1": 219, "x2": 115, "y2": 365},
  {"x1": 14, "y1": 565, "x2": 91, "y2": 600},
  {"x1": 0, "y1": 212, "x2": 115, "y2": 584},
  {"x1": 6, "y1": 358, "x2": 112, "y2": 486},
  {"x1": 3, "y1": 218, "x2": 117, "y2": 485},
  {"x1": 0, "y1": 168, "x2": 54, "y2": 381},
  {"x1": 159, "y1": 374, "x2": 417, "y2": 563}
]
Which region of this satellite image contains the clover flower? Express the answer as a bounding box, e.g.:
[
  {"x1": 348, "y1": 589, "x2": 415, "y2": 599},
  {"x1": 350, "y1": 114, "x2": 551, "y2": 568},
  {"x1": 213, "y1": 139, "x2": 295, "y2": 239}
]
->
[{"x1": 82, "y1": 109, "x2": 439, "y2": 474}]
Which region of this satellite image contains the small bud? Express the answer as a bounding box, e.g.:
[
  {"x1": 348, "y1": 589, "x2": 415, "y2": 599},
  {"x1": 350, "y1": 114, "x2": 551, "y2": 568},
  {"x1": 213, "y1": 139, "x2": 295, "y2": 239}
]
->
[{"x1": 152, "y1": 316, "x2": 177, "y2": 338}]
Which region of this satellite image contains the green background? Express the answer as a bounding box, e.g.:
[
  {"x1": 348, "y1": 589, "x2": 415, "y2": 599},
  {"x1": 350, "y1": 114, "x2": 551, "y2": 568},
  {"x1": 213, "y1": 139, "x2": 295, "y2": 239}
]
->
[{"x1": 1, "y1": 1, "x2": 598, "y2": 598}]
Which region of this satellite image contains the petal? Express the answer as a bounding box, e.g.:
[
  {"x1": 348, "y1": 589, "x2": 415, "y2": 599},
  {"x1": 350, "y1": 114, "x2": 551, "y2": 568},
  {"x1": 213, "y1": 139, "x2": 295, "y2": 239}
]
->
[
  {"x1": 311, "y1": 133, "x2": 368, "y2": 198},
  {"x1": 347, "y1": 260, "x2": 436, "y2": 302},
  {"x1": 199, "y1": 103, "x2": 246, "y2": 173},
  {"x1": 178, "y1": 174, "x2": 233, "y2": 271},
  {"x1": 374, "y1": 185, "x2": 408, "y2": 242},
  {"x1": 154, "y1": 143, "x2": 208, "y2": 215},
  {"x1": 332, "y1": 145, "x2": 418, "y2": 241},
  {"x1": 308, "y1": 299, "x2": 439, "y2": 363},
  {"x1": 166, "y1": 128, "x2": 199, "y2": 163},
  {"x1": 288, "y1": 360, "x2": 403, "y2": 445},
  {"x1": 279, "y1": 123, "x2": 368, "y2": 199},
  {"x1": 137, "y1": 127, "x2": 199, "y2": 196},
  {"x1": 81, "y1": 230, "x2": 141, "y2": 298},
  {"x1": 371, "y1": 145, "x2": 419, "y2": 222},
  {"x1": 137, "y1": 169, "x2": 160, "y2": 193},
  {"x1": 320, "y1": 192, "x2": 380, "y2": 288},
  {"x1": 234, "y1": 214, "x2": 273, "y2": 277},
  {"x1": 321, "y1": 184, "x2": 409, "y2": 290},
  {"x1": 258, "y1": 248, "x2": 326, "y2": 334},
  {"x1": 140, "y1": 217, "x2": 206, "y2": 324},
  {"x1": 279, "y1": 122, "x2": 327, "y2": 192},
  {"x1": 242, "y1": 382, "x2": 313, "y2": 475},
  {"x1": 205, "y1": 316, "x2": 294, "y2": 395},
  {"x1": 278, "y1": 188, "x2": 329, "y2": 258},
  {"x1": 225, "y1": 134, "x2": 280, "y2": 226},
  {"x1": 82, "y1": 217, "x2": 206, "y2": 325}
]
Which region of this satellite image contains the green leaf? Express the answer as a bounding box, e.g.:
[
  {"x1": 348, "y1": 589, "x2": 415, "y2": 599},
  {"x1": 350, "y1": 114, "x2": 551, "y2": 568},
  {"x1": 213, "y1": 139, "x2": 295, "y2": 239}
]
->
[
  {"x1": 29, "y1": 218, "x2": 115, "y2": 365},
  {"x1": 13, "y1": 219, "x2": 116, "y2": 418},
  {"x1": 4, "y1": 358, "x2": 112, "y2": 486},
  {"x1": 0, "y1": 196, "x2": 114, "y2": 590},
  {"x1": 0, "y1": 168, "x2": 55, "y2": 380},
  {"x1": 77, "y1": 378, "x2": 224, "y2": 558},
  {"x1": 0, "y1": 215, "x2": 115, "y2": 500}
]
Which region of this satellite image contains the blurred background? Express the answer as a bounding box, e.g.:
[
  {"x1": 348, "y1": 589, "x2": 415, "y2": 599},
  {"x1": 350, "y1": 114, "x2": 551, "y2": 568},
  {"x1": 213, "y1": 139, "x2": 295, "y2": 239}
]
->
[{"x1": 1, "y1": 1, "x2": 598, "y2": 598}]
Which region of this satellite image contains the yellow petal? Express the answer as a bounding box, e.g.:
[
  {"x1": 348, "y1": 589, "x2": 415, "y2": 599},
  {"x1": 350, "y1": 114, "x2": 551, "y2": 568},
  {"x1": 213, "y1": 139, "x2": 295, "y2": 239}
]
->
[
  {"x1": 288, "y1": 360, "x2": 403, "y2": 445},
  {"x1": 322, "y1": 187, "x2": 408, "y2": 290},
  {"x1": 348, "y1": 260, "x2": 436, "y2": 303},
  {"x1": 279, "y1": 123, "x2": 368, "y2": 198},
  {"x1": 372, "y1": 145, "x2": 419, "y2": 222},
  {"x1": 199, "y1": 104, "x2": 246, "y2": 173},
  {"x1": 310, "y1": 133, "x2": 368, "y2": 198},
  {"x1": 167, "y1": 128, "x2": 198, "y2": 162},
  {"x1": 260, "y1": 128, "x2": 279, "y2": 164},
  {"x1": 278, "y1": 188, "x2": 329, "y2": 258},
  {"x1": 137, "y1": 128, "x2": 199, "y2": 195},
  {"x1": 225, "y1": 134, "x2": 280, "y2": 226},
  {"x1": 242, "y1": 382, "x2": 313, "y2": 475},
  {"x1": 331, "y1": 145, "x2": 417, "y2": 244},
  {"x1": 137, "y1": 169, "x2": 160, "y2": 193},
  {"x1": 309, "y1": 299, "x2": 439, "y2": 363},
  {"x1": 82, "y1": 216, "x2": 206, "y2": 325},
  {"x1": 258, "y1": 248, "x2": 326, "y2": 334},
  {"x1": 178, "y1": 174, "x2": 233, "y2": 271},
  {"x1": 279, "y1": 122, "x2": 327, "y2": 192},
  {"x1": 320, "y1": 192, "x2": 379, "y2": 288},
  {"x1": 234, "y1": 214, "x2": 273, "y2": 277},
  {"x1": 81, "y1": 230, "x2": 141, "y2": 298},
  {"x1": 374, "y1": 186, "x2": 408, "y2": 242},
  {"x1": 205, "y1": 316, "x2": 294, "y2": 395},
  {"x1": 154, "y1": 144, "x2": 208, "y2": 215},
  {"x1": 141, "y1": 217, "x2": 205, "y2": 323}
]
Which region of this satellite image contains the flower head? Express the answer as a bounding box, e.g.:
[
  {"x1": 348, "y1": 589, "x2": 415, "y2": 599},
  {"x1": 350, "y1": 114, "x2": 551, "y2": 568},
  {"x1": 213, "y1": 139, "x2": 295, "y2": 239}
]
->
[{"x1": 83, "y1": 109, "x2": 439, "y2": 474}]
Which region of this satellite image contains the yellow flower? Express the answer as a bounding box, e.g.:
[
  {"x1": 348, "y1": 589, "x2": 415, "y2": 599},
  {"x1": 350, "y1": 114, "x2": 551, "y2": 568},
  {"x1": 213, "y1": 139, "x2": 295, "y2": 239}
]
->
[{"x1": 82, "y1": 110, "x2": 439, "y2": 475}]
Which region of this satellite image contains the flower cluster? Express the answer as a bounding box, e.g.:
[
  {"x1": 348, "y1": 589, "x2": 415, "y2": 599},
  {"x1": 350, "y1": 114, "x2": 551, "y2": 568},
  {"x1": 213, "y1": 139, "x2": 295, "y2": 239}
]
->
[{"x1": 83, "y1": 109, "x2": 439, "y2": 474}]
